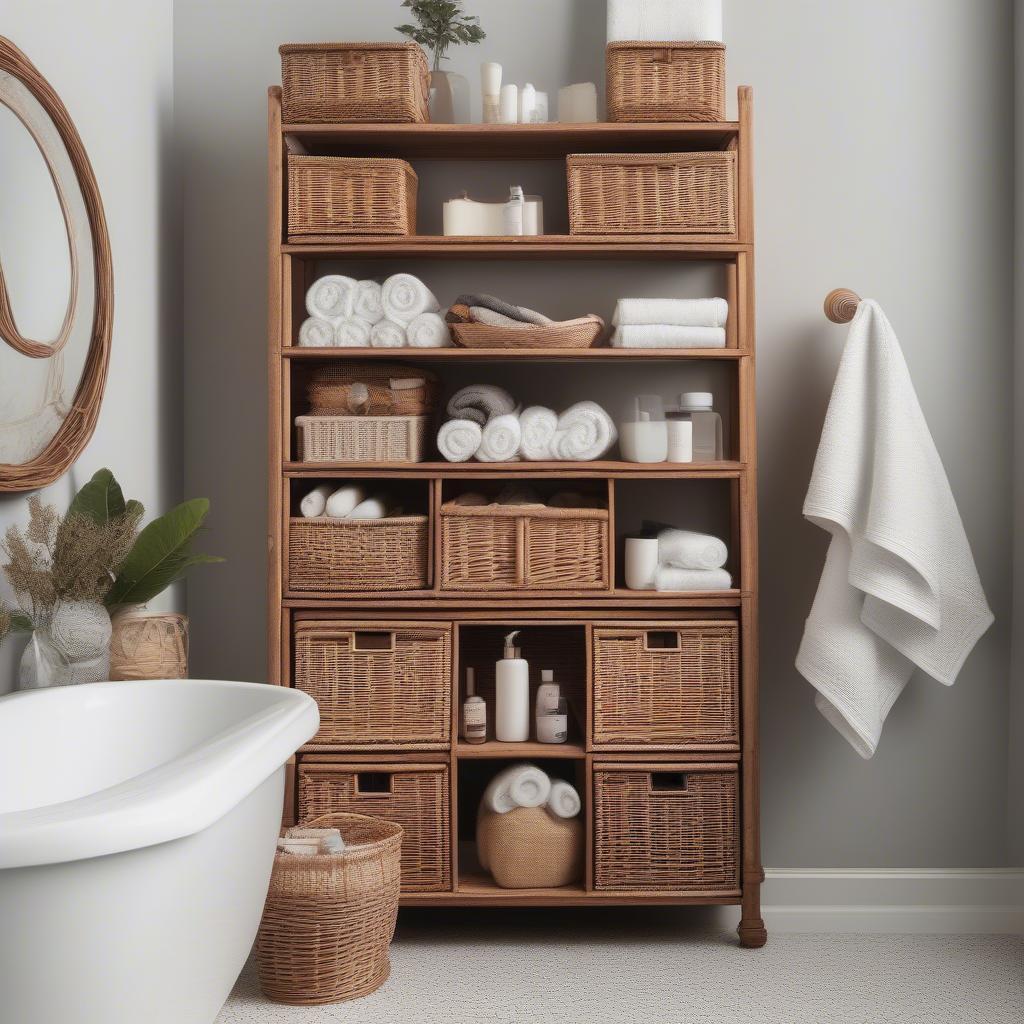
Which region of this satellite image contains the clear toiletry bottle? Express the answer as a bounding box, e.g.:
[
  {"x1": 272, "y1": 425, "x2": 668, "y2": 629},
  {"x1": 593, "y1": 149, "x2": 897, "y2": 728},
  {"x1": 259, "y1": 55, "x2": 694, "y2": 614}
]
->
[
  {"x1": 677, "y1": 392, "x2": 723, "y2": 462},
  {"x1": 462, "y1": 667, "x2": 487, "y2": 744},
  {"x1": 495, "y1": 630, "x2": 530, "y2": 742}
]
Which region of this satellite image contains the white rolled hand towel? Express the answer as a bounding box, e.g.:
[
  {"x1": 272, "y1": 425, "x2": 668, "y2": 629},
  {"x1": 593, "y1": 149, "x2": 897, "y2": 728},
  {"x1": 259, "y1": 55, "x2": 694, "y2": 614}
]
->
[
  {"x1": 612, "y1": 297, "x2": 728, "y2": 328},
  {"x1": 382, "y1": 273, "x2": 440, "y2": 325},
  {"x1": 348, "y1": 494, "x2": 390, "y2": 519},
  {"x1": 546, "y1": 780, "x2": 582, "y2": 819},
  {"x1": 447, "y1": 384, "x2": 517, "y2": 426},
  {"x1": 299, "y1": 483, "x2": 333, "y2": 518},
  {"x1": 353, "y1": 280, "x2": 385, "y2": 325},
  {"x1": 306, "y1": 274, "x2": 357, "y2": 323},
  {"x1": 325, "y1": 484, "x2": 366, "y2": 518},
  {"x1": 519, "y1": 406, "x2": 558, "y2": 461},
  {"x1": 407, "y1": 311, "x2": 452, "y2": 348},
  {"x1": 552, "y1": 401, "x2": 617, "y2": 461},
  {"x1": 335, "y1": 317, "x2": 373, "y2": 347},
  {"x1": 298, "y1": 316, "x2": 336, "y2": 348},
  {"x1": 483, "y1": 763, "x2": 552, "y2": 814},
  {"x1": 658, "y1": 529, "x2": 728, "y2": 570},
  {"x1": 655, "y1": 566, "x2": 733, "y2": 592},
  {"x1": 607, "y1": 0, "x2": 723, "y2": 42},
  {"x1": 370, "y1": 319, "x2": 407, "y2": 348},
  {"x1": 477, "y1": 413, "x2": 522, "y2": 462},
  {"x1": 611, "y1": 325, "x2": 726, "y2": 349},
  {"x1": 437, "y1": 419, "x2": 483, "y2": 462}
]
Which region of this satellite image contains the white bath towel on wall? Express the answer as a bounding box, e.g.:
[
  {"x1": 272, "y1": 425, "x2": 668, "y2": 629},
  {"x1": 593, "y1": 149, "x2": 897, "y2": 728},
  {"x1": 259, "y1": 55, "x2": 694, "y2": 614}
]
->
[
  {"x1": 796, "y1": 301, "x2": 993, "y2": 759},
  {"x1": 607, "y1": 0, "x2": 723, "y2": 42}
]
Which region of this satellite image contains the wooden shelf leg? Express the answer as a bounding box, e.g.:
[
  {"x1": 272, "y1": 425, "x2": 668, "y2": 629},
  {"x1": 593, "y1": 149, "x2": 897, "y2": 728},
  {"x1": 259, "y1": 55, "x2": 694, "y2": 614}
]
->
[{"x1": 737, "y1": 871, "x2": 767, "y2": 948}]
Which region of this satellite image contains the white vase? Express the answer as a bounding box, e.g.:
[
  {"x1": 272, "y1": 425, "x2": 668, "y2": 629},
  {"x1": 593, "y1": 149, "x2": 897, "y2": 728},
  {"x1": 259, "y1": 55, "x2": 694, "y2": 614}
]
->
[
  {"x1": 429, "y1": 69, "x2": 471, "y2": 124},
  {"x1": 19, "y1": 601, "x2": 112, "y2": 689}
]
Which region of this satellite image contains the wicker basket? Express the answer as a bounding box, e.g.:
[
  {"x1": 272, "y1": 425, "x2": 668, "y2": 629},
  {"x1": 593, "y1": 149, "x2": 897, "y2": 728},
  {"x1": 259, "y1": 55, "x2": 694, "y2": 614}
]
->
[
  {"x1": 298, "y1": 760, "x2": 450, "y2": 891},
  {"x1": 593, "y1": 762, "x2": 740, "y2": 892},
  {"x1": 280, "y1": 42, "x2": 430, "y2": 123},
  {"x1": 439, "y1": 501, "x2": 609, "y2": 591},
  {"x1": 306, "y1": 362, "x2": 439, "y2": 417},
  {"x1": 288, "y1": 517, "x2": 429, "y2": 593},
  {"x1": 449, "y1": 315, "x2": 604, "y2": 350},
  {"x1": 288, "y1": 155, "x2": 417, "y2": 239},
  {"x1": 255, "y1": 812, "x2": 403, "y2": 1005},
  {"x1": 293, "y1": 620, "x2": 451, "y2": 747},
  {"x1": 295, "y1": 414, "x2": 429, "y2": 463},
  {"x1": 607, "y1": 42, "x2": 726, "y2": 123},
  {"x1": 567, "y1": 152, "x2": 736, "y2": 235},
  {"x1": 592, "y1": 623, "x2": 739, "y2": 747},
  {"x1": 477, "y1": 806, "x2": 583, "y2": 888}
]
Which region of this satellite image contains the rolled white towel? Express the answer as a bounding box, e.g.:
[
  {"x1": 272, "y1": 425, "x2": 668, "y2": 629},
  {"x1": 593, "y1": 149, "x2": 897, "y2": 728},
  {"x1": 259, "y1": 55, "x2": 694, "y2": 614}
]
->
[
  {"x1": 335, "y1": 317, "x2": 373, "y2": 347},
  {"x1": 382, "y1": 273, "x2": 440, "y2": 325},
  {"x1": 306, "y1": 274, "x2": 357, "y2": 323},
  {"x1": 546, "y1": 780, "x2": 582, "y2": 819},
  {"x1": 298, "y1": 316, "x2": 337, "y2": 348},
  {"x1": 348, "y1": 494, "x2": 390, "y2": 520},
  {"x1": 447, "y1": 384, "x2": 517, "y2": 426},
  {"x1": 658, "y1": 529, "x2": 728, "y2": 571},
  {"x1": 370, "y1": 319, "x2": 407, "y2": 348},
  {"x1": 611, "y1": 325, "x2": 726, "y2": 349},
  {"x1": 612, "y1": 297, "x2": 728, "y2": 328},
  {"x1": 483, "y1": 763, "x2": 552, "y2": 814},
  {"x1": 655, "y1": 566, "x2": 733, "y2": 592},
  {"x1": 519, "y1": 406, "x2": 558, "y2": 461},
  {"x1": 325, "y1": 484, "x2": 366, "y2": 519},
  {"x1": 407, "y1": 311, "x2": 452, "y2": 348},
  {"x1": 353, "y1": 280, "x2": 385, "y2": 325},
  {"x1": 299, "y1": 483, "x2": 333, "y2": 519},
  {"x1": 477, "y1": 413, "x2": 522, "y2": 462},
  {"x1": 607, "y1": 0, "x2": 723, "y2": 42},
  {"x1": 552, "y1": 401, "x2": 617, "y2": 461},
  {"x1": 437, "y1": 419, "x2": 483, "y2": 463}
]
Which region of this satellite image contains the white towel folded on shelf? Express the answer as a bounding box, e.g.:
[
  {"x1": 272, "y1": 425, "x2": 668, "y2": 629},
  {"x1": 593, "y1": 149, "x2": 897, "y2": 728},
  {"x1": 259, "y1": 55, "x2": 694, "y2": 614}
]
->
[
  {"x1": 297, "y1": 317, "x2": 336, "y2": 348},
  {"x1": 437, "y1": 419, "x2": 483, "y2": 462},
  {"x1": 658, "y1": 529, "x2": 728, "y2": 570},
  {"x1": 611, "y1": 325, "x2": 726, "y2": 349},
  {"x1": 348, "y1": 495, "x2": 390, "y2": 520},
  {"x1": 447, "y1": 384, "x2": 517, "y2": 426},
  {"x1": 483, "y1": 763, "x2": 552, "y2": 814},
  {"x1": 607, "y1": 0, "x2": 723, "y2": 42},
  {"x1": 299, "y1": 484, "x2": 333, "y2": 519},
  {"x1": 655, "y1": 566, "x2": 733, "y2": 592},
  {"x1": 335, "y1": 317, "x2": 373, "y2": 347},
  {"x1": 552, "y1": 401, "x2": 617, "y2": 461},
  {"x1": 796, "y1": 300, "x2": 993, "y2": 759},
  {"x1": 382, "y1": 273, "x2": 440, "y2": 325},
  {"x1": 407, "y1": 311, "x2": 452, "y2": 348},
  {"x1": 370, "y1": 319, "x2": 407, "y2": 348},
  {"x1": 353, "y1": 280, "x2": 385, "y2": 325},
  {"x1": 477, "y1": 413, "x2": 522, "y2": 462},
  {"x1": 546, "y1": 780, "x2": 582, "y2": 819},
  {"x1": 306, "y1": 274, "x2": 357, "y2": 323},
  {"x1": 612, "y1": 297, "x2": 728, "y2": 328},
  {"x1": 325, "y1": 484, "x2": 366, "y2": 519},
  {"x1": 518, "y1": 406, "x2": 558, "y2": 460}
]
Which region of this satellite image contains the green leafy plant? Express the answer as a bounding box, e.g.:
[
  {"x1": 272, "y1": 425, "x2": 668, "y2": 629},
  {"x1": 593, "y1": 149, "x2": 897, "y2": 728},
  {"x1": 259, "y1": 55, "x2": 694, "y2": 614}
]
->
[{"x1": 396, "y1": 0, "x2": 485, "y2": 71}]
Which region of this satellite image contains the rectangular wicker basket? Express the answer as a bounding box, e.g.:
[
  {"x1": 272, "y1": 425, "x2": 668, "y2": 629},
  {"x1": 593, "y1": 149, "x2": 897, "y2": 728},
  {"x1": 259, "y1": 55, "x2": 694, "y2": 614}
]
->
[
  {"x1": 298, "y1": 759, "x2": 451, "y2": 892},
  {"x1": 606, "y1": 42, "x2": 726, "y2": 123},
  {"x1": 593, "y1": 762, "x2": 740, "y2": 892},
  {"x1": 293, "y1": 621, "x2": 451, "y2": 748},
  {"x1": 567, "y1": 152, "x2": 736, "y2": 235},
  {"x1": 591, "y1": 623, "x2": 739, "y2": 747},
  {"x1": 439, "y1": 502, "x2": 610, "y2": 591},
  {"x1": 295, "y1": 414, "x2": 429, "y2": 463},
  {"x1": 288, "y1": 517, "x2": 429, "y2": 593},
  {"x1": 287, "y1": 155, "x2": 417, "y2": 239},
  {"x1": 280, "y1": 42, "x2": 430, "y2": 124}
]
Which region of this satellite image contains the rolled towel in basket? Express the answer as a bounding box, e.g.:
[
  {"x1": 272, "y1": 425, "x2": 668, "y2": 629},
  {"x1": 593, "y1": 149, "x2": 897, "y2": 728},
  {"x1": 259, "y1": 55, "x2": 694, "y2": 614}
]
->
[
  {"x1": 298, "y1": 316, "x2": 337, "y2": 348},
  {"x1": 447, "y1": 384, "x2": 517, "y2": 426},
  {"x1": 607, "y1": 0, "x2": 723, "y2": 42},
  {"x1": 519, "y1": 406, "x2": 558, "y2": 461},
  {"x1": 552, "y1": 401, "x2": 617, "y2": 461},
  {"x1": 437, "y1": 419, "x2": 483, "y2": 462},
  {"x1": 546, "y1": 780, "x2": 582, "y2": 820},
  {"x1": 477, "y1": 413, "x2": 522, "y2": 462},
  {"x1": 306, "y1": 274, "x2": 357, "y2": 323},
  {"x1": 353, "y1": 280, "x2": 385, "y2": 325},
  {"x1": 612, "y1": 297, "x2": 728, "y2": 328},
  {"x1": 370, "y1": 319, "x2": 407, "y2": 348},
  {"x1": 658, "y1": 529, "x2": 728, "y2": 571},
  {"x1": 455, "y1": 293, "x2": 552, "y2": 326},
  {"x1": 407, "y1": 311, "x2": 452, "y2": 348},
  {"x1": 382, "y1": 273, "x2": 440, "y2": 325},
  {"x1": 655, "y1": 566, "x2": 733, "y2": 592},
  {"x1": 299, "y1": 483, "x2": 333, "y2": 519},
  {"x1": 483, "y1": 763, "x2": 552, "y2": 814},
  {"x1": 611, "y1": 325, "x2": 726, "y2": 349},
  {"x1": 325, "y1": 484, "x2": 366, "y2": 519},
  {"x1": 348, "y1": 494, "x2": 390, "y2": 520},
  {"x1": 335, "y1": 317, "x2": 373, "y2": 348},
  {"x1": 469, "y1": 306, "x2": 533, "y2": 329}
]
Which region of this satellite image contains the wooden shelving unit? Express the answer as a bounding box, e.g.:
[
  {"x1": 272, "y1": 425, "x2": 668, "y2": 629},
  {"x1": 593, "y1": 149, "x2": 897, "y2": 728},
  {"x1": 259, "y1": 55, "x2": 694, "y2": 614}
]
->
[{"x1": 268, "y1": 86, "x2": 765, "y2": 947}]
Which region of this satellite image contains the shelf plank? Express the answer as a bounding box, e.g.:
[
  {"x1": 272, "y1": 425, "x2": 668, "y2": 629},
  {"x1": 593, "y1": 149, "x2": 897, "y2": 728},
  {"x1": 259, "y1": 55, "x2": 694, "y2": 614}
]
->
[
  {"x1": 283, "y1": 461, "x2": 743, "y2": 478},
  {"x1": 283, "y1": 594, "x2": 744, "y2": 611},
  {"x1": 283, "y1": 346, "x2": 746, "y2": 361},
  {"x1": 457, "y1": 741, "x2": 585, "y2": 759}
]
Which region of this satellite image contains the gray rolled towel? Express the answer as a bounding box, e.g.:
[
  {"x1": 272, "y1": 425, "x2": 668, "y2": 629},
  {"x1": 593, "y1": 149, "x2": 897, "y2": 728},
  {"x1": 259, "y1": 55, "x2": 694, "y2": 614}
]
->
[{"x1": 455, "y1": 293, "x2": 552, "y2": 326}]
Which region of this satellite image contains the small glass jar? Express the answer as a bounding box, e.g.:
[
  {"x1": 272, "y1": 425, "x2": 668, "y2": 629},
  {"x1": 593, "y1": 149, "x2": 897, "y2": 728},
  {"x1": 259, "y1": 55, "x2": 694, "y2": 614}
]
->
[
  {"x1": 676, "y1": 392, "x2": 723, "y2": 462},
  {"x1": 619, "y1": 395, "x2": 668, "y2": 463}
]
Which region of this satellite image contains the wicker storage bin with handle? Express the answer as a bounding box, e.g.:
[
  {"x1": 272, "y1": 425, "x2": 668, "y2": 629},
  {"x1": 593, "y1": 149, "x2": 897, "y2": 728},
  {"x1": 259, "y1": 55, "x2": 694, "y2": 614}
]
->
[
  {"x1": 477, "y1": 806, "x2": 583, "y2": 889},
  {"x1": 255, "y1": 812, "x2": 403, "y2": 1006}
]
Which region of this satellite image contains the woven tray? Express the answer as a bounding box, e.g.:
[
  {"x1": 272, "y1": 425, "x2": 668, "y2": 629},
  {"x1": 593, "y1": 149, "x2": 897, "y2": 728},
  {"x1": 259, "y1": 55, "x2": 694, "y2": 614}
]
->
[
  {"x1": 449, "y1": 315, "x2": 604, "y2": 350},
  {"x1": 607, "y1": 42, "x2": 726, "y2": 123}
]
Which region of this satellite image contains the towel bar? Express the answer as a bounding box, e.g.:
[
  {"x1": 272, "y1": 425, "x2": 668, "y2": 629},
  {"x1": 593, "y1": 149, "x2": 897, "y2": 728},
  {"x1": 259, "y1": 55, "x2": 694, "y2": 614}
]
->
[{"x1": 824, "y1": 288, "x2": 861, "y2": 324}]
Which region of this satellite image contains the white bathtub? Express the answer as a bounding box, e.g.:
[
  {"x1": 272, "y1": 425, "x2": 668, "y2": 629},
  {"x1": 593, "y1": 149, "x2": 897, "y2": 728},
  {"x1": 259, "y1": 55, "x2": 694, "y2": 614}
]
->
[{"x1": 0, "y1": 679, "x2": 319, "y2": 1024}]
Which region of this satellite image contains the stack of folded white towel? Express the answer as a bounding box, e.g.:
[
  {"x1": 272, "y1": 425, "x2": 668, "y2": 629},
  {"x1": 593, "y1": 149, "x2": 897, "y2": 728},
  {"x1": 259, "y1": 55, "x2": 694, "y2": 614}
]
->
[
  {"x1": 300, "y1": 273, "x2": 452, "y2": 349},
  {"x1": 277, "y1": 827, "x2": 345, "y2": 856},
  {"x1": 437, "y1": 385, "x2": 618, "y2": 463},
  {"x1": 481, "y1": 763, "x2": 582, "y2": 820},
  {"x1": 654, "y1": 527, "x2": 732, "y2": 592},
  {"x1": 607, "y1": 0, "x2": 723, "y2": 42},
  {"x1": 298, "y1": 482, "x2": 403, "y2": 520},
  {"x1": 611, "y1": 297, "x2": 728, "y2": 349}
]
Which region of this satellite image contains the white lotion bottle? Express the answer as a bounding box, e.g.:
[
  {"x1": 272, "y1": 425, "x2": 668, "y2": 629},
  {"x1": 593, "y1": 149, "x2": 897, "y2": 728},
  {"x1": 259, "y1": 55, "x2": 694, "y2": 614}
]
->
[{"x1": 495, "y1": 629, "x2": 530, "y2": 742}]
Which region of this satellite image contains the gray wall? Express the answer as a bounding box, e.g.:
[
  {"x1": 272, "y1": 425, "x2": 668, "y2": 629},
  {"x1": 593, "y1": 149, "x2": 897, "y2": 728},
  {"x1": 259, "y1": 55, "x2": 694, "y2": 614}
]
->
[
  {"x1": 174, "y1": 0, "x2": 1016, "y2": 868},
  {"x1": 1013, "y1": 0, "x2": 1024, "y2": 866}
]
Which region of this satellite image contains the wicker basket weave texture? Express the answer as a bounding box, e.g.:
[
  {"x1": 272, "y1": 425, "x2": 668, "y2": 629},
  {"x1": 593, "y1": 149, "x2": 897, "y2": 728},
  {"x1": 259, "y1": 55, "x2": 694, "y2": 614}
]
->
[
  {"x1": 280, "y1": 42, "x2": 430, "y2": 123},
  {"x1": 298, "y1": 762, "x2": 451, "y2": 892},
  {"x1": 592, "y1": 623, "x2": 739, "y2": 746},
  {"x1": 255, "y1": 812, "x2": 402, "y2": 1005},
  {"x1": 293, "y1": 622, "x2": 451, "y2": 746},
  {"x1": 305, "y1": 363, "x2": 440, "y2": 417},
  {"x1": 295, "y1": 414, "x2": 429, "y2": 463},
  {"x1": 567, "y1": 152, "x2": 736, "y2": 235},
  {"x1": 449, "y1": 316, "x2": 604, "y2": 350},
  {"x1": 477, "y1": 807, "x2": 583, "y2": 888},
  {"x1": 593, "y1": 765, "x2": 740, "y2": 892}
]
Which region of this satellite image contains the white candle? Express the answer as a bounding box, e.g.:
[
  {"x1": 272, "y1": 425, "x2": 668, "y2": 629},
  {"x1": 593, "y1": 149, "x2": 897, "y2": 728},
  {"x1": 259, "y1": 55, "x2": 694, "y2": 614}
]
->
[
  {"x1": 481, "y1": 62, "x2": 502, "y2": 123},
  {"x1": 519, "y1": 82, "x2": 536, "y2": 124},
  {"x1": 533, "y1": 91, "x2": 549, "y2": 123},
  {"x1": 499, "y1": 84, "x2": 518, "y2": 124},
  {"x1": 625, "y1": 537, "x2": 660, "y2": 591},
  {"x1": 558, "y1": 82, "x2": 598, "y2": 123}
]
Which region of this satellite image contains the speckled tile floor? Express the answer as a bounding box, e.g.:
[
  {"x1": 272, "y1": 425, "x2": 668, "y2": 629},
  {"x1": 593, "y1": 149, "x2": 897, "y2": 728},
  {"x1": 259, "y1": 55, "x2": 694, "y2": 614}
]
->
[{"x1": 217, "y1": 909, "x2": 1024, "y2": 1024}]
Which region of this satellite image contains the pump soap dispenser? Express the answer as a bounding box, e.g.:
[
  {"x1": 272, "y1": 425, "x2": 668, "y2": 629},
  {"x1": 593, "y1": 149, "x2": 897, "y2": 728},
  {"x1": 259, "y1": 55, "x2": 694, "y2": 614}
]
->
[{"x1": 495, "y1": 630, "x2": 530, "y2": 742}]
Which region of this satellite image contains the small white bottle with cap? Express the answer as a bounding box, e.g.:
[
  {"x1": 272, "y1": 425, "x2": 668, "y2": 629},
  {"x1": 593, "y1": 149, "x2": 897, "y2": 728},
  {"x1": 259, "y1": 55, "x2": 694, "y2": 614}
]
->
[
  {"x1": 677, "y1": 392, "x2": 723, "y2": 462},
  {"x1": 462, "y1": 667, "x2": 487, "y2": 744},
  {"x1": 495, "y1": 630, "x2": 530, "y2": 742}
]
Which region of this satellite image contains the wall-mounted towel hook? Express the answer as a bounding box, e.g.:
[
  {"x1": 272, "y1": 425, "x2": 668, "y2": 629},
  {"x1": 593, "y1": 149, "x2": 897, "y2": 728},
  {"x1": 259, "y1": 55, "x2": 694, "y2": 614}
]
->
[{"x1": 824, "y1": 289, "x2": 861, "y2": 324}]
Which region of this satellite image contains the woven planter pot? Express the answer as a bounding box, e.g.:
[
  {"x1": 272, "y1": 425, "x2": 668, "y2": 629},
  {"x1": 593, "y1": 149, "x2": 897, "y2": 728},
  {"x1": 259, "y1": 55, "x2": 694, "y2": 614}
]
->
[{"x1": 477, "y1": 806, "x2": 583, "y2": 889}]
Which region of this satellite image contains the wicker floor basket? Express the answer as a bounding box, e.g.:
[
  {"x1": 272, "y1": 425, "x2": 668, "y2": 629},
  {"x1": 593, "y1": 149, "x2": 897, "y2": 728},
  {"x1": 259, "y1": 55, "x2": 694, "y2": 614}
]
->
[
  {"x1": 288, "y1": 155, "x2": 417, "y2": 239},
  {"x1": 298, "y1": 760, "x2": 451, "y2": 891},
  {"x1": 449, "y1": 315, "x2": 604, "y2": 350},
  {"x1": 280, "y1": 42, "x2": 429, "y2": 123},
  {"x1": 306, "y1": 362, "x2": 439, "y2": 417},
  {"x1": 607, "y1": 42, "x2": 726, "y2": 123},
  {"x1": 592, "y1": 623, "x2": 739, "y2": 747},
  {"x1": 293, "y1": 620, "x2": 451, "y2": 747},
  {"x1": 567, "y1": 152, "x2": 736, "y2": 235},
  {"x1": 477, "y1": 807, "x2": 583, "y2": 888},
  {"x1": 593, "y1": 762, "x2": 740, "y2": 892},
  {"x1": 439, "y1": 502, "x2": 609, "y2": 591},
  {"x1": 255, "y1": 813, "x2": 403, "y2": 1006},
  {"x1": 295, "y1": 414, "x2": 429, "y2": 463}
]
